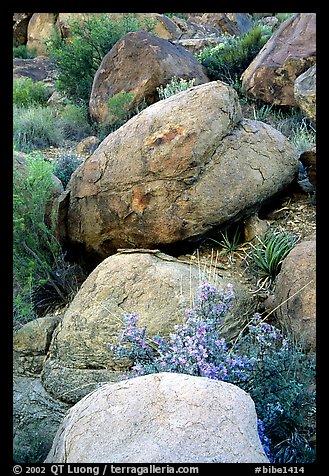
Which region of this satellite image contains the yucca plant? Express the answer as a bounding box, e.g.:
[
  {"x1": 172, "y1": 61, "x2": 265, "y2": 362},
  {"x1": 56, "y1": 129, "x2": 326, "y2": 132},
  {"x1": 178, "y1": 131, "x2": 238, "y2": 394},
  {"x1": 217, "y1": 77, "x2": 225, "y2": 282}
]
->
[
  {"x1": 245, "y1": 227, "x2": 299, "y2": 287},
  {"x1": 208, "y1": 225, "x2": 249, "y2": 259}
]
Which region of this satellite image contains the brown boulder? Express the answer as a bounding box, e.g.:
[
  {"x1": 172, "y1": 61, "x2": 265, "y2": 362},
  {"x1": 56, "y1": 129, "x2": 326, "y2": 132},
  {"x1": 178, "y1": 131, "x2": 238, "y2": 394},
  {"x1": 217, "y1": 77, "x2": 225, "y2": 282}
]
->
[
  {"x1": 269, "y1": 240, "x2": 316, "y2": 351},
  {"x1": 27, "y1": 13, "x2": 59, "y2": 56},
  {"x1": 89, "y1": 30, "x2": 210, "y2": 124},
  {"x1": 13, "y1": 13, "x2": 33, "y2": 45},
  {"x1": 294, "y1": 64, "x2": 316, "y2": 124},
  {"x1": 13, "y1": 55, "x2": 57, "y2": 88},
  {"x1": 200, "y1": 13, "x2": 252, "y2": 36},
  {"x1": 299, "y1": 147, "x2": 316, "y2": 187},
  {"x1": 41, "y1": 250, "x2": 257, "y2": 403},
  {"x1": 57, "y1": 81, "x2": 298, "y2": 261},
  {"x1": 241, "y1": 13, "x2": 316, "y2": 106}
]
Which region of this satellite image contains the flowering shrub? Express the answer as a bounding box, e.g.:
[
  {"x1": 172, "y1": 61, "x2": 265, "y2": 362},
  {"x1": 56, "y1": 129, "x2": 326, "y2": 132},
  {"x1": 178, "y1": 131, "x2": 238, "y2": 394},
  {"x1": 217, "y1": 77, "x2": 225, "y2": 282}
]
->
[
  {"x1": 110, "y1": 283, "x2": 254, "y2": 382},
  {"x1": 109, "y1": 281, "x2": 316, "y2": 463}
]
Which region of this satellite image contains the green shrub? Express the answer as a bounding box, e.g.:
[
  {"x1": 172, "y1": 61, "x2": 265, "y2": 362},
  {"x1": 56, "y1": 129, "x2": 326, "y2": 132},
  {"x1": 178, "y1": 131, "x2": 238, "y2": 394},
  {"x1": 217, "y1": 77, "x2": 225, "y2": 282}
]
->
[
  {"x1": 13, "y1": 105, "x2": 65, "y2": 152},
  {"x1": 196, "y1": 26, "x2": 271, "y2": 85},
  {"x1": 51, "y1": 152, "x2": 83, "y2": 188},
  {"x1": 245, "y1": 227, "x2": 299, "y2": 287},
  {"x1": 96, "y1": 92, "x2": 148, "y2": 139},
  {"x1": 238, "y1": 315, "x2": 316, "y2": 463},
  {"x1": 13, "y1": 152, "x2": 82, "y2": 323},
  {"x1": 57, "y1": 103, "x2": 93, "y2": 141},
  {"x1": 156, "y1": 76, "x2": 196, "y2": 100},
  {"x1": 13, "y1": 44, "x2": 38, "y2": 59},
  {"x1": 46, "y1": 13, "x2": 155, "y2": 107},
  {"x1": 109, "y1": 283, "x2": 316, "y2": 463},
  {"x1": 13, "y1": 77, "x2": 51, "y2": 108}
]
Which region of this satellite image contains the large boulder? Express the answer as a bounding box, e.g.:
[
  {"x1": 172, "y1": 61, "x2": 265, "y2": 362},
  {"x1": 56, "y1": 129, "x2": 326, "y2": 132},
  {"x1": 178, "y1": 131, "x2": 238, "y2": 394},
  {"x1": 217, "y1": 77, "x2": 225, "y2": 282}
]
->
[
  {"x1": 45, "y1": 372, "x2": 269, "y2": 463},
  {"x1": 294, "y1": 64, "x2": 316, "y2": 124},
  {"x1": 26, "y1": 13, "x2": 59, "y2": 56},
  {"x1": 13, "y1": 55, "x2": 57, "y2": 88},
  {"x1": 41, "y1": 250, "x2": 257, "y2": 404},
  {"x1": 267, "y1": 239, "x2": 316, "y2": 351},
  {"x1": 13, "y1": 375, "x2": 70, "y2": 463},
  {"x1": 57, "y1": 81, "x2": 298, "y2": 261},
  {"x1": 42, "y1": 250, "x2": 257, "y2": 403},
  {"x1": 13, "y1": 13, "x2": 33, "y2": 45},
  {"x1": 89, "y1": 30, "x2": 210, "y2": 124},
  {"x1": 13, "y1": 314, "x2": 62, "y2": 376},
  {"x1": 200, "y1": 13, "x2": 252, "y2": 35},
  {"x1": 241, "y1": 13, "x2": 316, "y2": 106}
]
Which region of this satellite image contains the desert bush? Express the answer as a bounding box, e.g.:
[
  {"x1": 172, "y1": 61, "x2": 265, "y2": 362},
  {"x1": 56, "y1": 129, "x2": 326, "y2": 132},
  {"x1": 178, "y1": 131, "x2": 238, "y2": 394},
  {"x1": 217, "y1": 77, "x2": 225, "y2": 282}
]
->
[
  {"x1": 13, "y1": 77, "x2": 51, "y2": 108},
  {"x1": 13, "y1": 152, "x2": 82, "y2": 323},
  {"x1": 196, "y1": 26, "x2": 271, "y2": 85},
  {"x1": 13, "y1": 105, "x2": 64, "y2": 152},
  {"x1": 13, "y1": 44, "x2": 38, "y2": 59},
  {"x1": 51, "y1": 151, "x2": 83, "y2": 188},
  {"x1": 46, "y1": 13, "x2": 155, "y2": 107},
  {"x1": 95, "y1": 92, "x2": 148, "y2": 139},
  {"x1": 156, "y1": 76, "x2": 196, "y2": 100},
  {"x1": 109, "y1": 281, "x2": 315, "y2": 462},
  {"x1": 56, "y1": 102, "x2": 93, "y2": 141}
]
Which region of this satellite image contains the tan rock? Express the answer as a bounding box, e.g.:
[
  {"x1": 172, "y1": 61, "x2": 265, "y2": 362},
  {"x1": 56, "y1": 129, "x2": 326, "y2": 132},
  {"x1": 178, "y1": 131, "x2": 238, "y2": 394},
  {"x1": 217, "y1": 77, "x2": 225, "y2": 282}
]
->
[
  {"x1": 271, "y1": 239, "x2": 316, "y2": 351},
  {"x1": 294, "y1": 64, "x2": 316, "y2": 124},
  {"x1": 27, "y1": 13, "x2": 59, "y2": 56},
  {"x1": 13, "y1": 13, "x2": 33, "y2": 45},
  {"x1": 41, "y1": 250, "x2": 257, "y2": 403},
  {"x1": 45, "y1": 372, "x2": 269, "y2": 463},
  {"x1": 241, "y1": 13, "x2": 316, "y2": 106},
  {"x1": 58, "y1": 81, "x2": 298, "y2": 260},
  {"x1": 89, "y1": 30, "x2": 210, "y2": 124}
]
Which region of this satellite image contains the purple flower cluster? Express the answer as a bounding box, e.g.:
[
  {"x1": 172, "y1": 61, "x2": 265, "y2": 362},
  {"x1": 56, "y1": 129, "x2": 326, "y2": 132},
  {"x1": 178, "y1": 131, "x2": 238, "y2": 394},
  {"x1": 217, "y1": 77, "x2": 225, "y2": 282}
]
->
[
  {"x1": 109, "y1": 281, "x2": 253, "y2": 382},
  {"x1": 258, "y1": 419, "x2": 273, "y2": 461}
]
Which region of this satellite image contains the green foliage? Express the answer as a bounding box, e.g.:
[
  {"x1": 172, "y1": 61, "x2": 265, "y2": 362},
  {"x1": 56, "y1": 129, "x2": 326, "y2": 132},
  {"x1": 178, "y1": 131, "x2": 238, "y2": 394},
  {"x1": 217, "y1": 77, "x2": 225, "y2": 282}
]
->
[
  {"x1": 13, "y1": 44, "x2": 38, "y2": 59},
  {"x1": 46, "y1": 13, "x2": 155, "y2": 107},
  {"x1": 13, "y1": 105, "x2": 64, "y2": 152},
  {"x1": 208, "y1": 224, "x2": 248, "y2": 257},
  {"x1": 13, "y1": 152, "x2": 82, "y2": 323},
  {"x1": 238, "y1": 315, "x2": 316, "y2": 463},
  {"x1": 51, "y1": 152, "x2": 83, "y2": 188},
  {"x1": 96, "y1": 92, "x2": 148, "y2": 139},
  {"x1": 196, "y1": 26, "x2": 271, "y2": 85},
  {"x1": 156, "y1": 76, "x2": 196, "y2": 100},
  {"x1": 275, "y1": 13, "x2": 294, "y2": 23},
  {"x1": 56, "y1": 102, "x2": 93, "y2": 141},
  {"x1": 245, "y1": 227, "x2": 299, "y2": 286},
  {"x1": 13, "y1": 153, "x2": 62, "y2": 319},
  {"x1": 13, "y1": 78, "x2": 51, "y2": 108}
]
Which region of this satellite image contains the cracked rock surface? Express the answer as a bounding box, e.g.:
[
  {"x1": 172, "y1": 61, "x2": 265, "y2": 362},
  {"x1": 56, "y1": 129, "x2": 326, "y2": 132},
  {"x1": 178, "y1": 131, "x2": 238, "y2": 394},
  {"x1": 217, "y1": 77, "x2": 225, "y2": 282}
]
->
[
  {"x1": 42, "y1": 250, "x2": 257, "y2": 404},
  {"x1": 56, "y1": 81, "x2": 298, "y2": 261},
  {"x1": 45, "y1": 372, "x2": 269, "y2": 463}
]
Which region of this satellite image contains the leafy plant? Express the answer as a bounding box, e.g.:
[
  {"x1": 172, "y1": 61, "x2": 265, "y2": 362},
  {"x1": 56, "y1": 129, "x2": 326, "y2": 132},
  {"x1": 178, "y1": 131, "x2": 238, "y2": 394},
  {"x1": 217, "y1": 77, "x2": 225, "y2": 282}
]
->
[
  {"x1": 46, "y1": 13, "x2": 155, "y2": 107},
  {"x1": 96, "y1": 92, "x2": 148, "y2": 139},
  {"x1": 208, "y1": 224, "x2": 249, "y2": 258},
  {"x1": 245, "y1": 227, "x2": 299, "y2": 287},
  {"x1": 109, "y1": 282, "x2": 316, "y2": 463},
  {"x1": 13, "y1": 105, "x2": 64, "y2": 152},
  {"x1": 13, "y1": 78, "x2": 51, "y2": 108},
  {"x1": 237, "y1": 314, "x2": 316, "y2": 463},
  {"x1": 56, "y1": 102, "x2": 93, "y2": 142},
  {"x1": 51, "y1": 152, "x2": 83, "y2": 188},
  {"x1": 156, "y1": 76, "x2": 196, "y2": 100},
  {"x1": 109, "y1": 282, "x2": 254, "y2": 382},
  {"x1": 13, "y1": 44, "x2": 38, "y2": 59},
  {"x1": 13, "y1": 152, "x2": 82, "y2": 322},
  {"x1": 196, "y1": 26, "x2": 271, "y2": 85}
]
